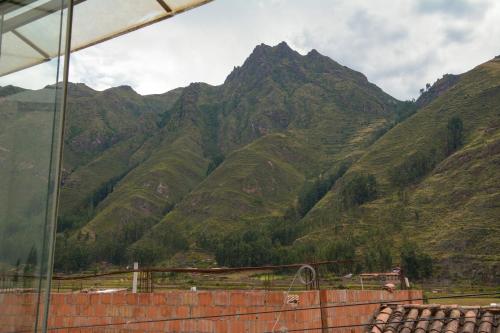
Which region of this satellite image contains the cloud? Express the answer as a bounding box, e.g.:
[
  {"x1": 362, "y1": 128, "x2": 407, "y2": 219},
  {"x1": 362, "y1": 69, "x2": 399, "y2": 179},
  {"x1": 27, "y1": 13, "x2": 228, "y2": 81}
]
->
[
  {"x1": 346, "y1": 9, "x2": 408, "y2": 44},
  {"x1": 1, "y1": 0, "x2": 499, "y2": 101},
  {"x1": 415, "y1": 0, "x2": 490, "y2": 18},
  {"x1": 444, "y1": 27, "x2": 474, "y2": 44}
]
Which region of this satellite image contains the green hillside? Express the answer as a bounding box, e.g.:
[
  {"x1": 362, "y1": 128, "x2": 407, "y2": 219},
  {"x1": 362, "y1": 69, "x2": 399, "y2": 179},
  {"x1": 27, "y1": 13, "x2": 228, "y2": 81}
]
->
[
  {"x1": 2, "y1": 43, "x2": 498, "y2": 282},
  {"x1": 301, "y1": 57, "x2": 500, "y2": 281},
  {"x1": 64, "y1": 42, "x2": 406, "y2": 268}
]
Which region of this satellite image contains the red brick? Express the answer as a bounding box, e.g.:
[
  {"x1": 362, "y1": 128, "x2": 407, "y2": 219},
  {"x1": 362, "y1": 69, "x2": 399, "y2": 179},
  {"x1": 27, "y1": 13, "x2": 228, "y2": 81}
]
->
[
  {"x1": 146, "y1": 306, "x2": 158, "y2": 318},
  {"x1": 152, "y1": 293, "x2": 166, "y2": 306},
  {"x1": 213, "y1": 291, "x2": 229, "y2": 306},
  {"x1": 166, "y1": 292, "x2": 180, "y2": 306},
  {"x1": 300, "y1": 291, "x2": 319, "y2": 306},
  {"x1": 175, "y1": 305, "x2": 190, "y2": 318},
  {"x1": 160, "y1": 306, "x2": 173, "y2": 317},
  {"x1": 75, "y1": 294, "x2": 89, "y2": 305},
  {"x1": 214, "y1": 320, "x2": 228, "y2": 332},
  {"x1": 132, "y1": 306, "x2": 145, "y2": 318},
  {"x1": 231, "y1": 292, "x2": 247, "y2": 306},
  {"x1": 99, "y1": 293, "x2": 112, "y2": 304},
  {"x1": 205, "y1": 306, "x2": 223, "y2": 317},
  {"x1": 138, "y1": 293, "x2": 151, "y2": 305},
  {"x1": 50, "y1": 295, "x2": 64, "y2": 305},
  {"x1": 112, "y1": 293, "x2": 126, "y2": 305},
  {"x1": 167, "y1": 320, "x2": 181, "y2": 332},
  {"x1": 197, "y1": 319, "x2": 214, "y2": 333},
  {"x1": 126, "y1": 294, "x2": 138, "y2": 305},
  {"x1": 198, "y1": 292, "x2": 213, "y2": 306},
  {"x1": 181, "y1": 319, "x2": 197, "y2": 332},
  {"x1": 266, "y1": 292, "x2": 285, "y2": 306},
  {"x1": 2, "y1": 290, "x2": 425, "y2": 333},
  {"x1": 180, "y1": 292, "x2": 198, "y2": 306},
  {"x1": 229, "y1": 320, "x2": 246, "y2": 332}
]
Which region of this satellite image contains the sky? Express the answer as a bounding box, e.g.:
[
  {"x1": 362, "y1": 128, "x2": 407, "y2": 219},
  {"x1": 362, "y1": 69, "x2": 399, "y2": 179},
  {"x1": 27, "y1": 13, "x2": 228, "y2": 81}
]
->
[{"x1": 2, "y1": 0, "x2": 500, "y2": 100}]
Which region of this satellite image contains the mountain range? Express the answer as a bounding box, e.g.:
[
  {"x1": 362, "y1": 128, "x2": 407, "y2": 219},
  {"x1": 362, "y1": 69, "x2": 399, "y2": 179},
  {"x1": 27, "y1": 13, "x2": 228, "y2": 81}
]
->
[{"x1": 1, "y1": 42, "x2": 498, "y2": 282}]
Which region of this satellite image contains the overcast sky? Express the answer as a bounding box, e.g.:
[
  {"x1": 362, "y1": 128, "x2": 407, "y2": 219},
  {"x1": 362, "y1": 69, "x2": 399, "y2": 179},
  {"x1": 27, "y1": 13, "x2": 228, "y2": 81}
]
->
[{"x1": 2, "y1": 0, "x2": 500, "y2": 100}]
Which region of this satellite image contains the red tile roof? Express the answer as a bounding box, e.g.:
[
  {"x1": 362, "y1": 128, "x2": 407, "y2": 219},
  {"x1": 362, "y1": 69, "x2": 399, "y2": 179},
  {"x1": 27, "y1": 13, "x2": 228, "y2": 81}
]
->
[{"x1": 369, "y1": 304, "x2": 499, "y2": 333}]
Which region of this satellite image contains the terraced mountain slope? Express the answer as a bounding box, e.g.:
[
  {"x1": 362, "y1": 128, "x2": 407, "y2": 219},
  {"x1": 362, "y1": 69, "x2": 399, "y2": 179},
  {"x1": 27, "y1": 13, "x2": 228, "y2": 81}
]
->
[
  {"x1": 301, "y1": 57, "x2": 500, "y2": 281},
  {"x1": 57, "y1": 42, "x2": 404, "y2": 267},
  {"x1": 2, "y1": 43, "x2": 497, "y2": 281}
]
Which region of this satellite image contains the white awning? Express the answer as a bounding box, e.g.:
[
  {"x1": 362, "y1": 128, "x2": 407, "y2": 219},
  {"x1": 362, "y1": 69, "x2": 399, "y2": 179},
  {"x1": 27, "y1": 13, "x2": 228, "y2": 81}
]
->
[{"x1": 0, "y1": 0, "x2": 212, "y2": 76}]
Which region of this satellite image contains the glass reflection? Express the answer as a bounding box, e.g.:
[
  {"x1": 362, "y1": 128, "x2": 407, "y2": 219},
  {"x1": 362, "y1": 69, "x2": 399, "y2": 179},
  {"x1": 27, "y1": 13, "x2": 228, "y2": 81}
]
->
[{"x1": 0, "y1": 1, "x2": 68, "y2": 331}]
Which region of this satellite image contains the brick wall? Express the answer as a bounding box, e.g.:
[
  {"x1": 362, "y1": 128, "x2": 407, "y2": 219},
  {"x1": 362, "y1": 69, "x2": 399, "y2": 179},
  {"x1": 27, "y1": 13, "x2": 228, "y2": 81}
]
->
[{"x1": 0, "y1": 289, "x2": 422, "y2": 333}]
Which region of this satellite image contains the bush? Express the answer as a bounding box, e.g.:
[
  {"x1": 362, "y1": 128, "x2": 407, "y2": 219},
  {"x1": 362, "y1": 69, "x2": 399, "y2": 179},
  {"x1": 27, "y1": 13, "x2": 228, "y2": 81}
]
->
[
  {"x1": 268, "y1": 217, "x2": 301, "y2": 246},
  {"x1": 340, "y1": 173, "x2": 377, "y2": 208},
  {"x1": 400, "y1": 243, "x2": 433, "y2": 280},
  {"x1": 215, "y1": 229, "x2": 275, "y2": 267},
  {"x1": 322, "y1": 240, "x2": 356, "y2": 274},
  {"x1": 206, "y1": 154, "x2": 225, "y2": 175},
  {"x1": 54, "y1": 234, "x2": 93, "y2": 272},
  {"x1": 390, "y1": 116, "x2": 465, "y2": 188},
  {"x1": 390, "y1": 150, "x2": 438, "y2": 187},
  {"x1": 297, "y1": 164, "x2": 348, "y2": 217},
  {"x1": 446, "y1": 116, "x2": 464, "y2": 154},
  {"x1": 363, "y1": 245, "x2": 393, "y2": 272}
]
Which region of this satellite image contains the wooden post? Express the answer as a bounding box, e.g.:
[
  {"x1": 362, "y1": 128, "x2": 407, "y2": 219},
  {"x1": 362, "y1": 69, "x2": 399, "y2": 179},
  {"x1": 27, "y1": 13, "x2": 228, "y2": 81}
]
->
[
  {"x1": 132, "y1": 262, "x2": 138, "y2": 293},
  {"x1": 319, "y1": 289, "x2": 329, "y2": 333}
]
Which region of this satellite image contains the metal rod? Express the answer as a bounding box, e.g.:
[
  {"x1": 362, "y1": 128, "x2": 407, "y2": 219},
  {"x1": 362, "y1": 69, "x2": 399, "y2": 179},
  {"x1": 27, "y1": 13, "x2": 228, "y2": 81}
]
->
[
  {"x1": 12, "y1": 29, "x2": 50, "y2": 58},
  {"x1": 40, "y1": 0, "x2": 73, "y2": 332},
  {"x1": 1, "y1": 0, "x2": 84, "y2": 33},
  {"x1": 0, "y1": 13, "x2": 4, "y2": 58},
  {"x1": 156, "y1": 0, "x2": 172, "y2": 13}
]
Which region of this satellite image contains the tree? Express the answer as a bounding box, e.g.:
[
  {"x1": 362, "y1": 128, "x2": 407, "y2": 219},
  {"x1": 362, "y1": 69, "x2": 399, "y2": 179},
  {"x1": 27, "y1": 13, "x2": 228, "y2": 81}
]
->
[
  {"x1": 26, "y1": 246, "x2": 38, "y2": 268},
  {"x1": 215, "y1": 229, "x2": 275, "y2": 267},
  {"x1": 419, "y1": 88, "x2": 425, "y2": 95},
  {"x1": 400, "y1": 243, "x2": 433, "y2": 280},
  {"x1": 425, "y1": 83, "x2": 431, "y2": 90},
  {"x1": 340, "y1": 173, "x2": 377, "y2": 208},
  {"x1": 363, "y1": 245, "x2": 392, "y2": 272},
  {"x1": 389, "y1": 150, "x2": 437, "y2": 187},
  {"x1": 297, "y1": 164, "x2": 347, "y2": 217},
  {"x1": 269, "y1": 217, "x2": 300, "y2": 246},
  {"x1": 323, "y1": 240, "x2": 356, "y2": 274},
  {"x1": 446, "y1": 116, "x2": 464, "y2": 154},
  {"x1": 206, "y1": 154, "x2": 225, "y2": 175}
]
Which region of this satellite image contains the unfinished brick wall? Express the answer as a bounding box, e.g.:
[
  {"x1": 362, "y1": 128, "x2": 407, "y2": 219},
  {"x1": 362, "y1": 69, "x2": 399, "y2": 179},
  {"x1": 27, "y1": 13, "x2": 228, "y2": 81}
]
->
[{"x1": 0, "y1": 289, "x2": 422, "y2": 333}]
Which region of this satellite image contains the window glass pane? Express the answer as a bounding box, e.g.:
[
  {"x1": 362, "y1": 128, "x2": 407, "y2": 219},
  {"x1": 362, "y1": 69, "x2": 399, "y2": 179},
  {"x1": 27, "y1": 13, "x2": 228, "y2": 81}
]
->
[{"x1": 0, "y1": 1, "x2": 68, "y2": 331}]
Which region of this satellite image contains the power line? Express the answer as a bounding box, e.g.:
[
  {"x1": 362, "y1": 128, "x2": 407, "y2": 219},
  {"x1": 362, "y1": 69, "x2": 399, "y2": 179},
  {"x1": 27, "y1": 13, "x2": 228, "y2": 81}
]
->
[
  {"x1": 263, "y1": 314, "x2": 498, "y2": 333},
  {"x1": 7, "y1": 291, "x2": 493, "y2": 332}
]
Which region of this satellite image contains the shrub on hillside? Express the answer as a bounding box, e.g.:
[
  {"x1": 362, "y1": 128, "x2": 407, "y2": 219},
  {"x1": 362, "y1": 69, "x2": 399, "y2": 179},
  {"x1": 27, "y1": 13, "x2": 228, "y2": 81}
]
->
[
  {"x1": 389, "y1": 150, "x2": 438, "y2": 187},
  {"x1": 297, "y1": 164, "x2": 348, "y2": 217},
  {"x1": 390, "y1": 116, "x2": 465, "y2": 188},
  {"x1": 339, "y1": 173, "x2": 377, "y2": 208},
  {"x1": 446, "y1": 116, "x2": 464, "y2": 155},
  {"x1": 215, "y1": 229, "x2": 275, "y2": 267},
  {"x1": 400, "y1": 242, "x2": 433, "y2": 280}
]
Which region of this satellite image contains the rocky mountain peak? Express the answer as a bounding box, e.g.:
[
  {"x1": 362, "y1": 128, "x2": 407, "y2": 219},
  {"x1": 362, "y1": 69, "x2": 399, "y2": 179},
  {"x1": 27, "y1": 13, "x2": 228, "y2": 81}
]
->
[{"x1": 224, "y1": 42, "x2": 303, "y2": 86}]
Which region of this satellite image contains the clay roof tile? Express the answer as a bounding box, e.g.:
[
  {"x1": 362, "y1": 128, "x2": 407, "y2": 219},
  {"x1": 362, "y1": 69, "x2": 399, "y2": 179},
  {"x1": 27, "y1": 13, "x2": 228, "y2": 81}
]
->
[
  {"x1": 443, "y1": 309, "x2": 461, "y2": 333},
  {"x1": 384, "y1": 305, "x2": 405, "y2": 333},
  {"x1": 372, "y1": 306, "x2": 393, "y2": 333},
  {"x1": 415, "y1": 308, "x2": 432, "y2": 333},
  {"x1": 369, "y1": 304, "x2": 500, "y2": 333},
  {"x1": 478, "y1": 312, "x2": 494, "y2": 333},
  {"x1": 462, "y1": 310, "x2": 478, "y2": 333}
]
